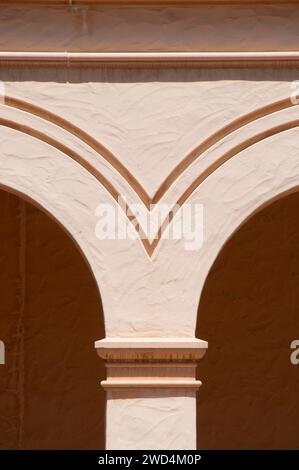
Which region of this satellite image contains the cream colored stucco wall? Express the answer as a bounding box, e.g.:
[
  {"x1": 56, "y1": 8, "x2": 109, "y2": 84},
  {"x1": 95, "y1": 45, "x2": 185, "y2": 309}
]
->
[{"x1": 2, "y1": 67, "x2": 299, "y2": 337}]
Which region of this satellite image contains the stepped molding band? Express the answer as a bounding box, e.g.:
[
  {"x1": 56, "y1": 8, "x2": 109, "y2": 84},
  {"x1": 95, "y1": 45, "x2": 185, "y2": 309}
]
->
[{"x1": 1, "y1": 51, "x2": 299, "y2": 67}]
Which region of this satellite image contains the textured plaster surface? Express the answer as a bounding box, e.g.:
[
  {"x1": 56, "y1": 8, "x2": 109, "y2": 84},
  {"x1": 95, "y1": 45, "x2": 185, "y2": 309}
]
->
[
  {"x1": 1, "y1": 68, "x2": 299, "y2": 337},
  {"x1": 107, "y1": 390, "x2": 196, "y2": 450},
  {"x1": 4, "y1": 70, "x2": 298, "y2": 198}
]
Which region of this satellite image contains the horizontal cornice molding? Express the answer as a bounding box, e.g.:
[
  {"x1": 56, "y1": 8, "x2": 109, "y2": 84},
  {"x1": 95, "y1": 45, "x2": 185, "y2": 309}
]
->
[{"x1": 1, "y1": 51, "x2": 299, "y2": 67}]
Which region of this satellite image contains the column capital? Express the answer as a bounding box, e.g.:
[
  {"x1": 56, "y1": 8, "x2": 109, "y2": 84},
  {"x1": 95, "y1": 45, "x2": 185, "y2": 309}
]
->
[
  {"x1": 95, "y1": 337, "x2": 208, "y2": 391},
  {"x1": 95, "y1": 337, "x2": 207, "y2": 360}
]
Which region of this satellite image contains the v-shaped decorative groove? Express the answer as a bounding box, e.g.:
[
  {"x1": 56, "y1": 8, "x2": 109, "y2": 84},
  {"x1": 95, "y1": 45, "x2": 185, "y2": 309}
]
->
[
  {"x1": 0, "y1": 116, "x2": 120, "y2": 202},
  {"x1": 0, "y1": 115, "x2": 158, "y2": 256},
  {"x1": 151, "y1": 98, "x2": 298, "y2": 204},
  {"x1": 2, "y1": 95, "x2": 299, "y2": 258},
  {"x1": 1, "y1": 115, "x2": 299, "y2": 258},
  {"x1": 5, "y1": 96, "x2": 151, "y2": 208},
  {"x1": 148, "y1": 119, "x2": 299, "y2": 256},
  {"x1": 6, "y1": 96, "x2": 298, "y2": 207},
  {"x1": 0, "y1": 115, "x2": 151, "y2": 254}
]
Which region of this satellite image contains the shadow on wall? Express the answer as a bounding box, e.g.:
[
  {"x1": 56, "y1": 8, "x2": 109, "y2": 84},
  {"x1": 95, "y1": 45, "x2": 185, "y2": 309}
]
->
[
  {"x1": 0, "y1": 189, "x2": 105, "y2": 450},
  {"x1": 196, "y1": 191, "x2": 299, "y2": 450}
]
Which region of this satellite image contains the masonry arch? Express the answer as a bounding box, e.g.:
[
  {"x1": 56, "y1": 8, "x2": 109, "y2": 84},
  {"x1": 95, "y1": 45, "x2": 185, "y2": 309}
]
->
[
  {"x1": 0, "y1": 118, "x2": 127, "y2": 333},
  {"x1": 0, "y1": 120, "x2": 111, "y2": 448}
]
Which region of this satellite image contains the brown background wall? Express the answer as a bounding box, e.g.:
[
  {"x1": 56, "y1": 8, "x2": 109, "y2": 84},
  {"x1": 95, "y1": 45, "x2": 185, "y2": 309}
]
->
[
  {"x1": 0, "y1": 189, "x2": 105, "y2": 449},
  {"x1": 197, "y1": 191, "x2": 299, "y2": 449}
]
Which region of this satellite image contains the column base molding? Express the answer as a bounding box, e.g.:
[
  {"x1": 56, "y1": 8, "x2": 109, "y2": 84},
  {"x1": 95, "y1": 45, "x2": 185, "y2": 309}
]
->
[{"x1": 101, "y1": 380, "x2": 202, "y2": 390}]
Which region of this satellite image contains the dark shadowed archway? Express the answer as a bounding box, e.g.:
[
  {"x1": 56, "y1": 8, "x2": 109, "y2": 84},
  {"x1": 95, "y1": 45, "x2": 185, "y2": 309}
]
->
[
  {"x1": 0, "y1": 189, "x2": 105, "y2": 449},
  {"x1": 196, "y1": 191, "x2": 299, "y2": 449}
]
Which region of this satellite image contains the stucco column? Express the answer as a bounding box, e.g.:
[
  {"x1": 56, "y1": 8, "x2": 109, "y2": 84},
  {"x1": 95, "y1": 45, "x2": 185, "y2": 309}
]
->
[{"x1": 95, "y1": 338, "x2": 207, "y2": 450}]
